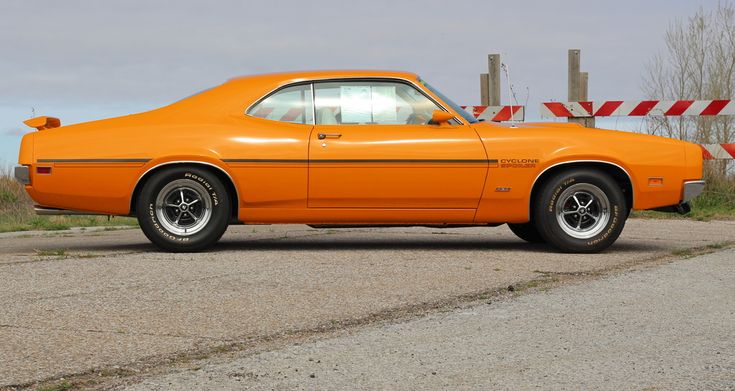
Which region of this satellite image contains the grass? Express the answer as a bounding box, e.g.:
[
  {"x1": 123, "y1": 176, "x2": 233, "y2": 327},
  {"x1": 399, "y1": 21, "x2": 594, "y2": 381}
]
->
[
  {"x1": 671, "y1": 241, "x2": 730, "y2": 258},
  {"x1": 0, "y1": 171, "x2": 138, "y2": 233},
  {"x1": 35, "y1": 249, "x2": 67, "y2": 257},
  {"x1": 38, "y1": 380, "x2": 72, "y2": 391}
]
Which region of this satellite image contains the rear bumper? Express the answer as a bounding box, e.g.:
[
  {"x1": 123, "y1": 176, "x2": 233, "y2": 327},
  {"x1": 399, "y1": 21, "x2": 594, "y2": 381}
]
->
[{"x1": 14, "y1": 166, "x2": 30, "y2": 185}]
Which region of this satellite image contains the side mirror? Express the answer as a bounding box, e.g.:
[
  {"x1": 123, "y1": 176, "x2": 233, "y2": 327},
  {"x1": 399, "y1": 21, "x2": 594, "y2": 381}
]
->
[{"x1": 431, "y1": 110, "x2": 454, "y2": 125}]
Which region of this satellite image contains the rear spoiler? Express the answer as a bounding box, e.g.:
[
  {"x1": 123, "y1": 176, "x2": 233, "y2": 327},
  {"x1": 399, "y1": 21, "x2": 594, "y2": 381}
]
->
[{"x1": 24, "y1": 116, "x2": 61, "y2": 130}]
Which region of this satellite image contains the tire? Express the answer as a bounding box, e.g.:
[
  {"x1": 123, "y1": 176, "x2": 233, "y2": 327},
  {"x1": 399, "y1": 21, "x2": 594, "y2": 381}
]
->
[
  {"x1": 533, "y1": 169, "x2": 627, "y2": 253},
  {"x1": 507, "y1": 222, "x2": 545, "y2": 243},
  {"x1": 136, "y1": 166, "x2": 231, "y2": 252}
]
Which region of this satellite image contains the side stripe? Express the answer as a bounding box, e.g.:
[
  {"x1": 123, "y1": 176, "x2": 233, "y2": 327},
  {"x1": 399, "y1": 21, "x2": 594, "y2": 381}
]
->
[
  {"x1": 223, "y1": 159, "x2": 495, "y2": 164},
  {"x1": 37, "y1": 158, "x2": 151, "y2": 163}
]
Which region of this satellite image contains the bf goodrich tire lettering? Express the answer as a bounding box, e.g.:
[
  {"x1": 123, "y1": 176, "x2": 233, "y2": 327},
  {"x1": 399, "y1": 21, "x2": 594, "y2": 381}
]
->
[
  {"x1": 533, "y1": 169, "x2": 627, "y2": 253},
  {"x1": 136, "y1": 167, "x2": 231, "y2": 252}
]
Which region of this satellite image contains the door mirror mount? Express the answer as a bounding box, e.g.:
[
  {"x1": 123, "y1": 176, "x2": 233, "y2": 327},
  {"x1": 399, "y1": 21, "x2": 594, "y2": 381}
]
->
[{"x1": 430, "y1": 110, "x2": 454, "y2": 126}]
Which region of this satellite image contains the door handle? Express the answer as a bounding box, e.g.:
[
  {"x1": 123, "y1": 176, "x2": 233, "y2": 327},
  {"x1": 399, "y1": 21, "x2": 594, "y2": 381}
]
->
[{"x1": 318, "y1": 133, "x2": 342, "y2": 140}]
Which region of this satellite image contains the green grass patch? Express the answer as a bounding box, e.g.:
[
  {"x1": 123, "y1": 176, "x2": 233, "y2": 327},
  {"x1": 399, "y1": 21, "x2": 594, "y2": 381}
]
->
[
  {"x1": 672, "y1": 241, "x2": 731, "y2": 258},
  {"x1": 38, "y1": 380, "x2": 72, "y2": 391},
  {"x1": 35, "y1": 249, "x2": 67, "y2": 257}
]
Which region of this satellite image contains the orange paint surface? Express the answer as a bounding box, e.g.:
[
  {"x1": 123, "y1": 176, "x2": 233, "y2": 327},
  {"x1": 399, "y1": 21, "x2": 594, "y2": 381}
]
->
[{"x1": 17, "y1": 70, "x2": 703, "y2": 224}]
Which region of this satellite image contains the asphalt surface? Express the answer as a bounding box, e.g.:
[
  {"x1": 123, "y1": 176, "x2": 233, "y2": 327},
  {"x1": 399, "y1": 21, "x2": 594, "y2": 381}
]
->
[
  {"x1": 0, "y1": 219, "x2": 734, "y2": 389},
  {"x1": 122, "y1": 248, "x2": 735, "y2": 391}
]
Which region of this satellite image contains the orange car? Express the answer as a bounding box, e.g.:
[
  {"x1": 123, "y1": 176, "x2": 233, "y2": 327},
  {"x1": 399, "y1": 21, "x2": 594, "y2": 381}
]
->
[{"x1": 15, "y1": 70, "x2": 704, "y2": 252}]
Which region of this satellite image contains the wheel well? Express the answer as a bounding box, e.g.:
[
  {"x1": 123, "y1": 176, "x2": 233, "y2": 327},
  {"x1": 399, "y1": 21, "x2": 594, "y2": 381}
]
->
[
  {"x1": 530, "y1": 162, "x2": 633, "y2": 214},
  {"x1": 129, "y1": 163, "x2": 239, "y2": 222}
]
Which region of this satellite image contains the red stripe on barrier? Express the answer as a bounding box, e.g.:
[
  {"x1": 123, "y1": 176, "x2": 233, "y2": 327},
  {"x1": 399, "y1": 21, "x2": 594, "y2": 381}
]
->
[
  {"x1": 721, "y1": 143, "x2": 735, "y2": 158},
  {"x1": 544, "y1": 102, "x2": 573, "y2": 117},
  {"x1": 493, "y1": 106, "x2": 522, "y2": 121},
  {"x1": 629, "y1": 101, "x2": 659, "y2": 116},
  {"x1": 701, "y1": 100, "x2": 730, "y2": 115},
  {"x1": 279, "y1": 108, "x2": 302, "y2": 122},
  {"x1": 252, "y1": 107, "x2": 274, "y2": 118},
  {"x1": 492, "y1": 106, "x2": 510, "y2": 121},
  {"x1": 700, "y1": 145, "x2": 715, "y2": 160},
  {"x1": 664, "y1": 100, "x2": 694, "y2": 115},
  {"x1": 593, "y1": 101, "x2": 623, "y2": 116},
  {"x1": 473, "y1": 106, "x2": 487, "y2": 118}
]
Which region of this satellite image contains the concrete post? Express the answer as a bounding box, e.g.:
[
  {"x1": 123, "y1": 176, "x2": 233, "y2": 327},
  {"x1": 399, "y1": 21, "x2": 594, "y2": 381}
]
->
[
  {"x1": 580, "y1": 71, "x2": 595, "y2": 128},
  {"x1": 480, "y1": 73, "x2": 490, "y2": 106},
  {"x1": 568, "y1": 49, "x2": 594, "y2": 127},
  {"x1": 488, "y1": 54, "x2": 501, "y2": 106}
]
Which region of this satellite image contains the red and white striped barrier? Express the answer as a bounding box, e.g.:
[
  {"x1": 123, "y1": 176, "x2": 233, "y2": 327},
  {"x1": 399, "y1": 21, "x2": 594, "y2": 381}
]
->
[
  {"x1": 461, "y1": 105, "x2": 524, "y2": 122},
  {"x1": 541, "y1": 100, "x2": 735, "y2": 118},
  {"x1": 701, "y1": 144, "x2": 735, "y2": 160}
]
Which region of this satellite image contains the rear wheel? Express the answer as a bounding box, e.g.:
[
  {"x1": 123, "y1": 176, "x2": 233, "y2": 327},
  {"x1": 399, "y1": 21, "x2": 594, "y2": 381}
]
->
[
  {"x1": 136, "y1": 167, "x2": 230, "y2": 252},
  {"x1": 507, "y1": 222, "x2": 545, "y2": 243},
  {"x1": 534, "y1": 169, "x2": 627, "y2": 253}
]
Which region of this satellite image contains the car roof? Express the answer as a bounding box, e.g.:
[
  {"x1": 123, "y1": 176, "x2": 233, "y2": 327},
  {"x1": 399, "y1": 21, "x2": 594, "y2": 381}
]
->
[{"x1": 225, "y1": 70, "x2": 420, "y2": 86}]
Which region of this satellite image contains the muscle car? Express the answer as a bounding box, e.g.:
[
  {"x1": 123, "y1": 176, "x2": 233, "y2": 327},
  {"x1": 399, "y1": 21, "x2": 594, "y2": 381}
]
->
[{"x1": 15, "y1": 70, "x2": 705, "y2": 252}]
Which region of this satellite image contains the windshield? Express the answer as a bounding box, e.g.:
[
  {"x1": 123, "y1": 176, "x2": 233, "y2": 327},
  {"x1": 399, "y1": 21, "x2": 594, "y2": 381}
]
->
[{"x1": 419, "y1": 78, "x2": 478, "y2": 124}]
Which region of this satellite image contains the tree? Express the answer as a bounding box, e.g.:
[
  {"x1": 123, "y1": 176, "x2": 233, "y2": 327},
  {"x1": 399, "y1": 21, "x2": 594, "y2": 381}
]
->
[{"x1": 643, "y1": 2, "x2": 735, "y2": 177}]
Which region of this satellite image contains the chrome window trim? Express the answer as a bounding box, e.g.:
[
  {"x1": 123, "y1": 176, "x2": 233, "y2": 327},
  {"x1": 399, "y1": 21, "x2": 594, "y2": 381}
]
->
[
  {"x1": 245, "y1": 82, "x2": 315, "y2": 126},
  {"x1": 531, "y1": 159, "x2": 635, "y2": 205},
  {"x1": 310, "y1": 83, "x2": 316, "y2": 126},
  {"x1": 132, "y1": 160, "x2": 241, "y2": 219},
  {"x1": 244, "y1": 76, "x2": 464, "y2": 126}
]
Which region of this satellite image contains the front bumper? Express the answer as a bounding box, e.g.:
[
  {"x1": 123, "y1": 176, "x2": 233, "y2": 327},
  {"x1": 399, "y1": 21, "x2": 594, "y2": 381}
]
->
[
  {"x1": 14, "y1": 166, "x2": 30, "y2": 185},
  {"x1": 651, "y1": 180, "x2": 705, "y2": 215},
  {"x1": 682, "y1": 180, "x2": 705, "y2": 202}
]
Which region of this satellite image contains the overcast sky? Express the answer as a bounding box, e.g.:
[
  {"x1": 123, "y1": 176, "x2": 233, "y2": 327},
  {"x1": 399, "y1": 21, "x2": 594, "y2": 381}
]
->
[{"x1": 0, "y1": 0, "x2": 719, "y2": 165}]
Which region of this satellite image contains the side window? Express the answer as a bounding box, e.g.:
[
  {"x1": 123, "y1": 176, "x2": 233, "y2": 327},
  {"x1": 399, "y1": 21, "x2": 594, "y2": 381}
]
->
[
  {"x1": 313, "y1": 81, "x2": 444, "y2": 125},
  {"x1": 247, "y1": 84, "x2": 314, "y2": 124}
]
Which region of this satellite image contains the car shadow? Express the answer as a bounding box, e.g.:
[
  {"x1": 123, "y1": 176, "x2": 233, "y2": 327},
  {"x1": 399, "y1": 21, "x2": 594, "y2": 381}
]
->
[
  {"x1": 5, "y1": 235, "x2": 667, "y2": 255},
  {"x1": 209, "y1": 237, "x2": 663, "y2": 253}
]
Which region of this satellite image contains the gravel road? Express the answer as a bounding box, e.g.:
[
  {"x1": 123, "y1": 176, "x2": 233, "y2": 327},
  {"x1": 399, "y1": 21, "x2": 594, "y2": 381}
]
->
[
  {"x1": 122, "y1": 248, "x2": 735, "y2": 391},
  {"x1": 0, "y1": 219, "x2": 734, "y2": 389}
]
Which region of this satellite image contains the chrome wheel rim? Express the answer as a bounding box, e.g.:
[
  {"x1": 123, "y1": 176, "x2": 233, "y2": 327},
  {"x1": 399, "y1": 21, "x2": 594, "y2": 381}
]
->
[
  {"x1": 155, "y1": 179, "x2": 212, "y2": 236},
  {"x1": 555, "y1": 183, "x2": 610, "y2": 239}
]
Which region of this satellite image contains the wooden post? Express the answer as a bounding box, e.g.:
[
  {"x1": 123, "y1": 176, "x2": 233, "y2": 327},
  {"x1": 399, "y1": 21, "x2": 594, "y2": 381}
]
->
[
  {"x1": 488, "y1": 54, "x2": 501, "y2": 106},
  {"x1": 480, "y1": 73, "x2": 490, "y2": 106},
  {"x1": 580, "y1": 71, "x2": 595, "y2": 128},
  {"x1": 568, "y1": 49, "x2": 582, "y2": 125},
  {"x1": 568, "y1": 49, "x2": 594, "y2": 127}
]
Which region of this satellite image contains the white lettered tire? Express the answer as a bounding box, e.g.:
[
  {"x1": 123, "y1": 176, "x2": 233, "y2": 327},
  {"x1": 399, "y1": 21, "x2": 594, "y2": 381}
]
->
[
  {"x1": 136, "y1": 166, "x2": 230, "y2": 252},
  {"x1": 533, "y1": 169, "x2": 627, "y2": 253}
]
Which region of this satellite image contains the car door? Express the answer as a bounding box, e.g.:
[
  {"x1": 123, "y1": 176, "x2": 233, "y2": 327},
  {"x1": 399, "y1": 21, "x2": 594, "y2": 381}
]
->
[{"x1": 308, "y1": 79, "x2": 488, "y2": 209}]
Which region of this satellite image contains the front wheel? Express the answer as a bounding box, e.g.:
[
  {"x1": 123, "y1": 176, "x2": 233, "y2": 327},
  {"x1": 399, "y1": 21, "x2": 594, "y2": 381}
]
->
[
  {"x1": 136, "y1": 166, "x2": 231, "y2": 252},
  {"x1": 534, "y1": 169, "x2": 627, "y2": 253}
]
